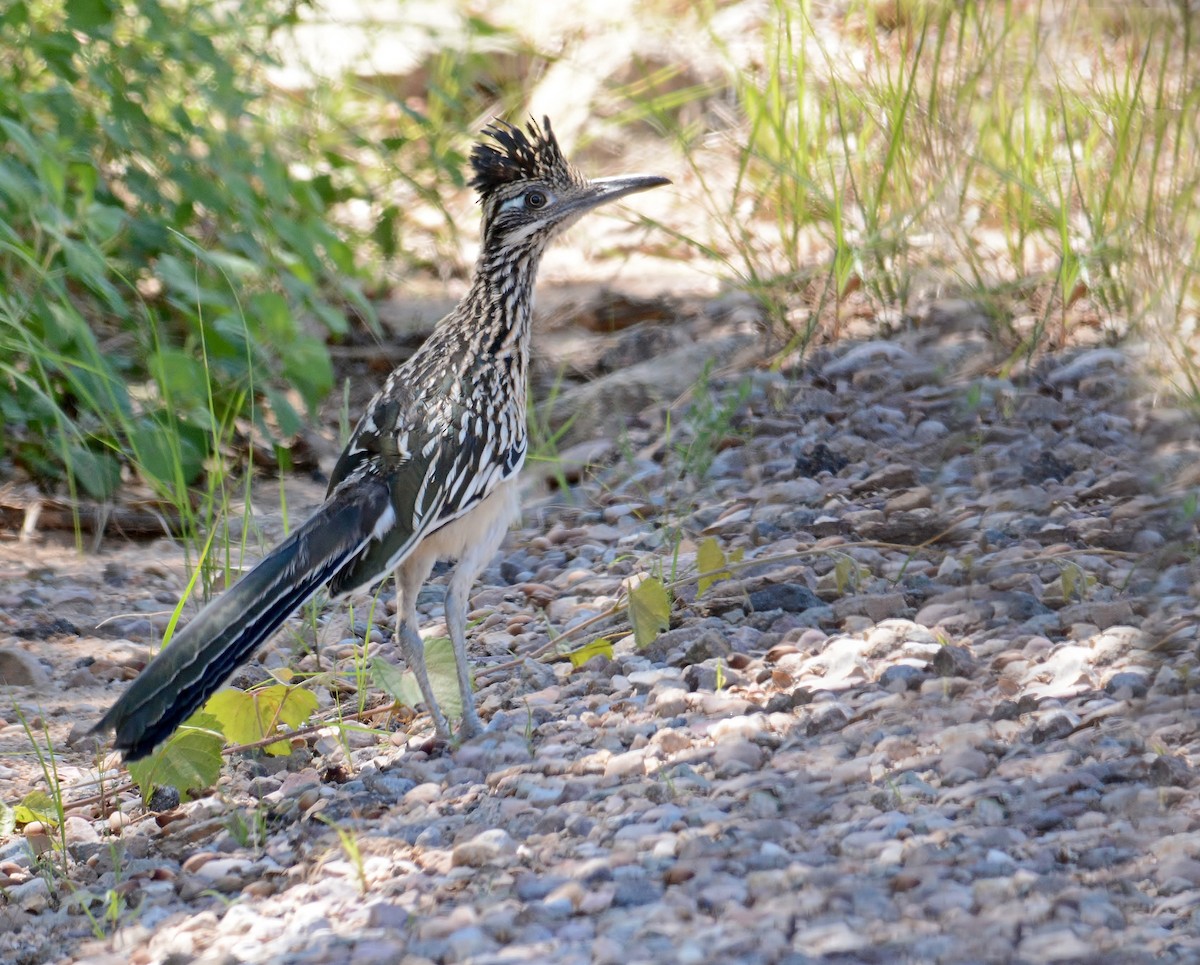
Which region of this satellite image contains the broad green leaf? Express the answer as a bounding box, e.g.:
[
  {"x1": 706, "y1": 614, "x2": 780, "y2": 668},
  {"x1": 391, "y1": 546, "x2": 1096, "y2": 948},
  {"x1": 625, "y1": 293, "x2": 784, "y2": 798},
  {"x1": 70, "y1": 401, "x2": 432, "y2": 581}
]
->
[
  {"x1": 833, "y1": 556, "x2": 856, "y2": 595},
  {"x1": 371, "y1": 637, "x2": 467, "y2": 721},
  {"x1": 264, "y1": 385, "x2": 304, "y2": 438},
  {"x1": 13, "y1": 791, "x2": 59, "y2": 827},
  {"x1": 129, "y1": 420, "x2": 205, "y2": 487},
  {"x1": 0, "y1": 3, "x2": 29, "y2": 29},
  {"x1": 1061, "y1": 565, "x2": 1077, "y2": 602},
  {"x1": 67, "y1": 445, "x2": 121, "y2": 500},
  {"x1": 282, "y1": 335, "x2": 334, "y2": 409},
  {"x1": 200, "y1": 249, "x2": 260, "y2": 280},
  {"x1": 83, "y1": 202, "x2": 126, "y2": 244},
  {"x1": 0, "y1": 800, "x2": 15, "y2": 837},
  {"x1": 697, "y1": 537, "x2": 743, "y2": 596},
  {"x1": 311, "y1": 299, "x2": 350, "y2": 336},
  {"x1": 629, "y1": 577, "x2": 671, "y2": 649},
  {"x1": 250, "y1": 291, "x2": 293, "y2": 342},
  {"x1": 566, "y1": 638, "x2": 614, "y2": 668},
  {"x1": 127, "y1": 714, "x2": 224, "y2": 804},
  {"x1": 66, "y1": 0, "x2": 114, "y2": 32},
  {"x1": 205, "y1": 684, "x2": 318, "y2": 755},
  {"x1": 149, "y1": 348, "x2": 208, "y2": 406}
]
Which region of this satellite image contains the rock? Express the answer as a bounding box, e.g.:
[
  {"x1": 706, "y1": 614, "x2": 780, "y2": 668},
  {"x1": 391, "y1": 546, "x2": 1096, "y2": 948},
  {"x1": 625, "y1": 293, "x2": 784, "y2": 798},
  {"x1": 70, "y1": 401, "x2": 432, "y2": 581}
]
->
[
  {"x1": 1104, "y1": 671, "x2": 1149, "y2": 698},
  {"x1": 8, "y1": 876, "x2": 50, "y2": 913},
  {"x1": 640, "y1": 626, "x2": 729, "y2": 664},
  {"x1": 451, "y1": 829, "x2": 516, "y2": 868},
  {"x1": 748, "y1": 583, "x2": 821, "y2": 613},
  {"x1": 931, "y1": 645, "x2": 977, "y2": 678},
  {"x1": 852, "y1": 463, "x2": 918, "y2": 493},
  {"x1": 712, "y1": 739, "x2": 766, "y2": 777},
  {"x1": 1057, "y1": 600, "x2": 1134, "y2": 630},
  {"x1": 833, "y1": 592, "x2": 907, "y2": 623},
  {"x1": 627, "y1": 668, "x2": 683, "y2": 693},
  {"x1": 879, "y1": 664, "x2": 927, "y2": 692},
  {"x1": 679, "y1": 629, "x2": 733, "y2": 665},
  {"x1": 1150, "y1": 755, "x2": 1194, "y2": 788},
  {"x1": 1027, "y1": 709, "x2": 1079, "y2": 744},
  {"x1": 653, "y1": 687, "x2": 690, "y2": 717},
  {"x1": 806, "y1": 703, "x2": 849, "y2": 735},
  {"x1": 604, "y1": 749, "x2": 648, "y2": 778},
  {"x1": 0, "y1": 648, "x2": 49, "y2": 687},
  {"x1": 821, "y1": 341, "x2": 915, "y2": 379},
  {"x1": 914, "y1": 602, "x2": 986, "y2": 633},
  {"x1": 547, "y1": 334, "x2": 757, "y2": 444},
  {"x1": 367, "y1": 901, "x2": 412, "y2": 931},
  {"x1": 885, "y1": 487, "x2": 933, "y2": 513},
  {"x1": 1045, "y1": 347, "x2": 1126, "y2": 385}
]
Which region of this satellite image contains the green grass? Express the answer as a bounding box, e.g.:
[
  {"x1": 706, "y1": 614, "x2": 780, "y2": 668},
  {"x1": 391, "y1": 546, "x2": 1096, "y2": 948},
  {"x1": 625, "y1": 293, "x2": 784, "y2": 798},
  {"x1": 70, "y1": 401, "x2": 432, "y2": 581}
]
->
[
  {"x1": 621, "y1": 0, "x2": 1198, "y2": 377},
  {"x1": 10, "y1": 0, "x2": 1194, "y2": 518}
]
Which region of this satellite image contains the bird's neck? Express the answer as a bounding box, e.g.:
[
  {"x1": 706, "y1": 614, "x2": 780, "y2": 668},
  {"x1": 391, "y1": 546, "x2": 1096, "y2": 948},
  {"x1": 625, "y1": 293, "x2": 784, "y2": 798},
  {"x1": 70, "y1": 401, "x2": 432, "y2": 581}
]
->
[{"x1": 461, "y1": 241, "x2": 546, "y2": 358}]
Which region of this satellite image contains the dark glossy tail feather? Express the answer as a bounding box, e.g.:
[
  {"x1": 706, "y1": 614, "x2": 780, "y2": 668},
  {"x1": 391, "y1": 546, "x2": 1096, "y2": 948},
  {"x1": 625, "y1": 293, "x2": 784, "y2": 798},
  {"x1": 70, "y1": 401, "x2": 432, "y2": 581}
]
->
[{"x1": 92, "y1": 474, "x2": 391, "y2": 761}]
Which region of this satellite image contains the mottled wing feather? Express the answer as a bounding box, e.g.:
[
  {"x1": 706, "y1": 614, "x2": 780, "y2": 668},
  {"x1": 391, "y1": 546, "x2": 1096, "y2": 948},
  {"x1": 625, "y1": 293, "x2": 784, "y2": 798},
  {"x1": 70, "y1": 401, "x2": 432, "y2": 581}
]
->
[{"x1": 325, "y1": 386, "x2": 525, "y2": 597}]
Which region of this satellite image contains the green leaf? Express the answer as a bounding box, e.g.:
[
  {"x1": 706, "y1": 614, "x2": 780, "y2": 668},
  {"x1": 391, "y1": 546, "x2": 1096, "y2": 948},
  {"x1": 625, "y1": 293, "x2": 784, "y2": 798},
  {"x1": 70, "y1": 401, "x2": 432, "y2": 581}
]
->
[
  {"x1": 372, "y1": 204, "x2": 401, "y2": 259},
  {"x1": 13, "y1": 791, "x2": 59, "y2": 827},
  {"x1": 149, "y1": 348, "x2": 209, "y2": 407},
  {"x1": 1061, "y1": 565, "x2": 1077, "y2": 602},
  {"x1": 66, "y1": 0, "x2": 114, "y2": 32},
  {"x1": 204, "y1": 685, "x2": 318, "y2": 755},
  {"x1": 310, "y1": 299, "x2": 350, "y2": 336},
  {"x1": 629, "y1": 576, "x2": 671, "y2": 649},
  {"x1": 250, "y1": 291, "x2": 293, "y2": 342},
  {"x1": 127, "y1": 714, "x2": 224, "y2": 803},
  {"x1": 83, "y1": 202, "x2": 127, "y2": 246},
  {"x1": 129, "y1": 420, "x2": 205, "y2": 487},
  {"x1": 264, "y1": 385, "x2": 304, "y2": 438},
  {"x1": 566, "y1": 638, "x2": 613, "y2": 668},
  {"x1": 281, "y1": 335, "x2": 334, "y2": 410},
  {"x1": 0, "y1": 3, "x2": 29, "y2": 30},
  {"x1": 371, "y1": 636, "x2": 468, "y2": 721},
  {"x1": 833, "y1": 556, "x2": 856, "y2": 595},
  {"x1": 67, "y1": 445, "x2": 121, "y2": 500},
  {"x1": 696, "y1": 537, "x2": 741, "y2": 596}
]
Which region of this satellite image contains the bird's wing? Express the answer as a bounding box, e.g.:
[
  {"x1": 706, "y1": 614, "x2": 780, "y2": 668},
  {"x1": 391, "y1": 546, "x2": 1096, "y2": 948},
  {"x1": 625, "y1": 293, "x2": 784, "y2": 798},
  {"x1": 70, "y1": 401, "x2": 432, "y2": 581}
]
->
[{"x1": 326, "y1": 390, "x2": 525, "y2": 597}]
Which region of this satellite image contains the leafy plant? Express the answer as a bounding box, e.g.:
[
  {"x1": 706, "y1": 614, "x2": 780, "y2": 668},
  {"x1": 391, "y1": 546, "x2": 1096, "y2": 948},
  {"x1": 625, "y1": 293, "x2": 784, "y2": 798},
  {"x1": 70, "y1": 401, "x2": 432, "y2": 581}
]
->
[
  {"x1": 565, "y1": 637, "x2": 615, "y2": 667},
  {"x1": 126, "y1": 713, "x2": 225, "y2": 803},
  {"x1": 370, "y1": 636, "x2": 470, "y2": 722},
  {"x1": 126, "y1": 679, "x2": 318, "y2": 799},
  {"x1": 629, "y1": 575, "x2": 672, "y2": 648},
  {"x1": 0, "y1": 0, "x2": 372, "y2": 504},
  {"x1": 204, "y1": 683, "x2": 319, "y2": 756},
  {"x1": 697, "y1": 536, "x2": 742, "y2": 596}
]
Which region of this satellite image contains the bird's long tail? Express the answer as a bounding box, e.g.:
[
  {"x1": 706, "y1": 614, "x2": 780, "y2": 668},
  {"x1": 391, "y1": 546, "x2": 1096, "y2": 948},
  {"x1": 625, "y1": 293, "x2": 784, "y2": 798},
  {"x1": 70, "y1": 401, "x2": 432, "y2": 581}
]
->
[{"x1": 92, "y1": 474, "x2": 392, "y2": 761}]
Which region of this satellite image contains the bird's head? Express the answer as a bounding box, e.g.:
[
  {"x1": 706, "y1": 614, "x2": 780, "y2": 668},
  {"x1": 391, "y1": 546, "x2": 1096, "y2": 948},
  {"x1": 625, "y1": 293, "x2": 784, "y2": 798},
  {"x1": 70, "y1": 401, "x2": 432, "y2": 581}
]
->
[{"x1": 469, "y1": 116, "x2": 668, "y2": 252}]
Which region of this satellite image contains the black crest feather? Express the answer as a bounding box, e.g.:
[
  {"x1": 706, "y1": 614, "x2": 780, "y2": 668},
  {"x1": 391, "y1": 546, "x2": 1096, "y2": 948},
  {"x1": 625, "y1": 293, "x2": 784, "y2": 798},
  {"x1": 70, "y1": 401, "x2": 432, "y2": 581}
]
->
[{"x1": 470, "y1": 116, "x2": 573, "y2": 197}]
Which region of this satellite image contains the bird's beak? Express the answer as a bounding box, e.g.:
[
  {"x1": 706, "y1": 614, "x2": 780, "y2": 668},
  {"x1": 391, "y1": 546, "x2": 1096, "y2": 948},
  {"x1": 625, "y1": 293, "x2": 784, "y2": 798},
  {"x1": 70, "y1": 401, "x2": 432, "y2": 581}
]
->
[{"x1": 570, "y1": 174, "x2": 671, "y2": 215}]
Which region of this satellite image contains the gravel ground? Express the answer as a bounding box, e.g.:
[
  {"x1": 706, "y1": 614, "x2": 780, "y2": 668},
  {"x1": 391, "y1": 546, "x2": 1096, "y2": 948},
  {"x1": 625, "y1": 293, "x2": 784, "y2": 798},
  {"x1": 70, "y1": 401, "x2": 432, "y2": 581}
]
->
[{"x1": 1, "y1": 298, "x2": 1199, "y2": 964}]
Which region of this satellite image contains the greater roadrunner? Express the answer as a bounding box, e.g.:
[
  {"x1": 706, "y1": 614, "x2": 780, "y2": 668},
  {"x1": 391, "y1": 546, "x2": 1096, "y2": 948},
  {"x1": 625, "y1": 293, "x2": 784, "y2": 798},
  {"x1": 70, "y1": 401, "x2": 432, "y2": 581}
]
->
[{"x1": 93, "y1": 117, "x2": 668, "y2": 761}]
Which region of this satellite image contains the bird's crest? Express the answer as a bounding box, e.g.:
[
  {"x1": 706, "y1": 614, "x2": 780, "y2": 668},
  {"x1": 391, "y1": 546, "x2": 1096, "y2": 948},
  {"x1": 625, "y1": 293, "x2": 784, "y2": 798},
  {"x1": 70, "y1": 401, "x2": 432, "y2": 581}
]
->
[{"x1": 470, "y1": 116, "x2": 579, "y2": 196}]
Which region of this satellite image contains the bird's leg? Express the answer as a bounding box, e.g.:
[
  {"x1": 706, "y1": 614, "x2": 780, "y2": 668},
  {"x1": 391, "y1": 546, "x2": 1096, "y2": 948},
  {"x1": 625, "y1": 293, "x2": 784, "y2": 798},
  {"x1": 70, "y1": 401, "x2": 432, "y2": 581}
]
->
[
  {"x1": 441, "y1": 489, "x2": 518, "y2": 741},
  {"x1": 394, "y1": 565, "x2": 451, "y2": 741},
  {"x1": 444, "y1": 572, "x2": 484, "y2": 739}
]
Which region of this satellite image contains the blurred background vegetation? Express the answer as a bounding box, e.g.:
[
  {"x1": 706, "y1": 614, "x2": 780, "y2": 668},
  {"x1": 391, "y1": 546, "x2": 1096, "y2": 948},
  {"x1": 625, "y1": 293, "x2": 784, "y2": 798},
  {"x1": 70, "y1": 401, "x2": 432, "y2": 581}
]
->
[{"x1": 1, "y1": 0, "x2": 1197, "y2": 527}]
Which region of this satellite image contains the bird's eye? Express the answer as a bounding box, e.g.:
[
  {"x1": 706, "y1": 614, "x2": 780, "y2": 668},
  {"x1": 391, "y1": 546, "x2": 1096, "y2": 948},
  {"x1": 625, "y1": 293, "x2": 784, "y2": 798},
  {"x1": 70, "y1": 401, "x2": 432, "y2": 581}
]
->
[{"x1": 526, "y1": 191, "x2": 547, "y2": 209}]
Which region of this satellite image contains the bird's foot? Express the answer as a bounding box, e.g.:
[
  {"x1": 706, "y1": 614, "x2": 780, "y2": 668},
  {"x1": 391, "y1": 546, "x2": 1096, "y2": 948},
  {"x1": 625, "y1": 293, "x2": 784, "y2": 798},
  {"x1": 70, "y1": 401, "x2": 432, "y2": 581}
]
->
[{"x1": 456, "y1": 712, "x2": 486, "y2": 742}]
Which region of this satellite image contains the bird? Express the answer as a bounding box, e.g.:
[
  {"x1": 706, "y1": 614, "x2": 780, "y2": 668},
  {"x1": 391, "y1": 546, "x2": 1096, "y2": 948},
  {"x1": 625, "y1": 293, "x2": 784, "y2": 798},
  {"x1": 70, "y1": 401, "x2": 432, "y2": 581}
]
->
[{"x1": 92, "y1": 117, "x2": 669, "y2": 761}]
